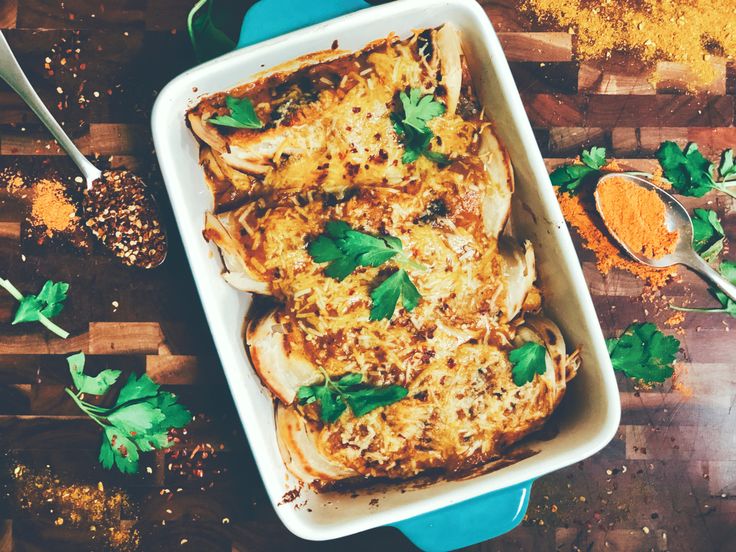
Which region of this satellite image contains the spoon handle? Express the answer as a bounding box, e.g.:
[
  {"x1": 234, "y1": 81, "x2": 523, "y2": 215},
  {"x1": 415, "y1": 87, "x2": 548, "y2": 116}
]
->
[
  {"x1": 0, "y1": 31, "x2": 101, "y2": 185},
  {"x1": 686, "y1": 252, "x2": 736, "y2": 304}
]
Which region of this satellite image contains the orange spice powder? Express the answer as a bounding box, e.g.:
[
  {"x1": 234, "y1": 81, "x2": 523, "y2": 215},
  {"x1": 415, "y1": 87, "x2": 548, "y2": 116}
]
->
[
  {"x1": 29, "y1": 178, "x2": 78, "y2": 235},
  {"x1": 12, "y1": 464, "x2": 140, "y2": 551},
  {"x1": 556, "y1": 187, "x2": 677, "y2": 289},
  {"x1": 595, "y1": 176, "x2": 679, "y2": 260},
  {"x1": 521, "y1": 0, "x2": 736, "y2": 88}
]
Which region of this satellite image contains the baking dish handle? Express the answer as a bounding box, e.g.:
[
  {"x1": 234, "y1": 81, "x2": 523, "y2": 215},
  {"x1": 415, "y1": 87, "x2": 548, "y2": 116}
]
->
[
  {"x1": 237, "y1": 0, "x2": 372, "y2": 49},
  {"x1": 390, "y1": 479, "x2": 534, "y2": 552}
]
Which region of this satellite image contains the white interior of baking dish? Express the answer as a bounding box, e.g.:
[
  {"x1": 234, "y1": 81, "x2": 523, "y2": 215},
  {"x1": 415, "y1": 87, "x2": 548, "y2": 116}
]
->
[{"x1": 152, "y1": 0, "x2": 620, "y2": 541}]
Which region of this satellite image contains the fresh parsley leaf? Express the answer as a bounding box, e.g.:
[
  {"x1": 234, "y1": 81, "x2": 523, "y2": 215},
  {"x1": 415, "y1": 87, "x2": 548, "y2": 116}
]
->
[
  {"x1": 13, "y1": 280, "x2": 68, "y2": 323},
  {"x1": 68, "y1": 352, "x2": 121, "y2": 396},
  {"x1": 207, "y1": 95, "x2": 264, "y2": 129},
  {"x1": 691, "y1": 208, "x2": 725, "y2": 262},
  {"x1": 549, "y1": 164, "x2": 599, "y2": 194},
  {"x1": 345, "y1": 385, "x2": 410, "y2": 417},
  {"x1": 114, "y1": 371, "x2": 160, "y2": 406},
  {"x1": 309, "y1": 222, "x2": 424, "y2": 277},
  {"x1": 549, "y1": 146, "x2": 607, "y2": 194},
  {"x1": 107, "y1": 402, "x2": 166, "y2": 437},
  {"x1": 606, "y1": 323, "x2": 679, "y2": 383},
  {"x1": 297, "y1": 371, "x2": 408, "y2": 424},
  {"x1": 399, "y1": 89, "x2": 446, "y2": 133},
  {"x1": 369, "y1": 269, "x2": 421, "y2": 321},
  {"x1": 656, "y1": 141, "x2": 715, "y2": 197},
  {"x1": 509, "y1": 342, "x2": 547, "y2": 386},
  {"x1": 65, "y1": 354, "x2": 192, "y2": 474},
  {"x1": 581, "y1": 146, "x2": 607, "y2": 170},
  {"x1": 0, "y1": 278, "x2": 70, "y2": 339},
  {"x1": 313, "y1": 384, "x2": 347, "y2": 423},
  {"x1": 719, "y1": 149, "x2": 736, "y2": 180},
  {"x1": 99, "y1": 426, "x2": 139, "y2": 474},
  {"x1": 393, "y1": 88, "x2": 448, "y2": 165}
]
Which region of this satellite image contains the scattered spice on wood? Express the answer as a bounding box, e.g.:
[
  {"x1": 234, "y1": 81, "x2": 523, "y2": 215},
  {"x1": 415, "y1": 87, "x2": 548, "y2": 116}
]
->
[
  {"x1": 83, "y1": 170, "x2": 167, "y2": 269},
  {"x1": 595, "y1": 176, "x2": 679, "y2": 260},
  {"x1": 12, "y1": 463, "x2": 140, "y2": 551},
  {"x1": 521, "y1": 0, "x2": 736, "y2": 87}
]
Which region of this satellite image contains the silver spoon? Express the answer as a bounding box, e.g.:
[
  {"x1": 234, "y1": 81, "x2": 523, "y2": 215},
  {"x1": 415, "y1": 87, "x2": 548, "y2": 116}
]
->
[
  {"x1": 594, "y1": 172, "x2": 736, "y2": 303},
  {"x1": 0, "y1": 31, "x2": 167, "y2": 269}
]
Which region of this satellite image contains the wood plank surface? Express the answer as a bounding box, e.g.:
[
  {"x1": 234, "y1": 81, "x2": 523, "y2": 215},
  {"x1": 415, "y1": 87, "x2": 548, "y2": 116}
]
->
[{"x1": 0, "y1": 1, "x2": 734, "y2": 551}]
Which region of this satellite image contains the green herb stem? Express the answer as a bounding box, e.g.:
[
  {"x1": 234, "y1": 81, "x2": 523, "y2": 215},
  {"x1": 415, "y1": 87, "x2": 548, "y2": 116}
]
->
[
  {"x1": 65, "y1": 387, "x2": 107, "y2": 428},
  {"x1": 38, "y1": 313, "x2": 70, "y2": 339},
  {"x1": 713, "y1": 183, "x2": 736, "y2": 199},
  {"x1": 0, "y1": 278, "x2": 23, "y2": 301},
  {"x1": 669, "y1": 304, "x2": 727, "y2": 314},
  {"x1": 396, "y1": 254, "x2": 426, "y2": 272}
]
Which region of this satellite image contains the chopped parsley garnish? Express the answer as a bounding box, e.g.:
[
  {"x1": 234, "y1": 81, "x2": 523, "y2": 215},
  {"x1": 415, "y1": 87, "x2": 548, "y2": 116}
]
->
[
  {"x1": 308, "y1": 221, "x2": 424, "y2": 320},
  {"x1": 656, "y1": 142, "x2": 736, "y2": 199},
  {"x1": 606, "y1": 323, "x2": 680, "y2": 383},
  {"x1": 297, "y1": 371, "x2": 408, "y2": 423},
  {"x1": 392, "y1": 88, "x2": 448, "y2": 165},
  {"x1": 549, "y1": 146, "x2": 608, "y2": 194},
  {"x1": 691, "y1": 208, "x2": 725, "y2": 262},
  {"x1": 0, "y1": 277, "x2": 70, "y2": 339},
  {"x1": 207, "y1": 95, "x2": 264, "y2": 129},
  {"x1": 64, "y1": 353, "x2": 192, "y2": 474},
  {"x1": 670, "y1": 260, "x2": 736, "y2": 319},
  {"x1": 509, "y1": 342, "x2": 547, "y2": 386}
]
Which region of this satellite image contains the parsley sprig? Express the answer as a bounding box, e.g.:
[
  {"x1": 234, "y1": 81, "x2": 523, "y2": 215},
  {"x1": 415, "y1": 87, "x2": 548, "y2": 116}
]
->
[
  {"x1": 656, "y1": 142, "x2": 736, "y2": 199},
  {"x1": 549, "y1": 146, "x2": 607, "y2": 194},
  {"x1": 392, "y1": 88, "x2": 448, "y2": 165},
  {"x1": 297, "y1": 370, "x2": 408, "y2": 423},
  {"x1": 551, "y1": 146, "x2": 652, "y2": 195},
  {"x1": 64, "y1": 353, "x2": 192, "y2": 473},
  {"x1": 0, "y1": 277, "x2": 70, "y2": 339},
  {"x1": 207, "y1": 95, "x2": 264, "y2": 129},
  {"x1": 691, "y1": 208, "x2": 725, "y2": 262},
  {"x1": 670, "y1": 260, "x2": 736, "y2": 319},
  {"x1": 509, "y1": 342, "x2": 547, "y2": 386},
  {"x1": 606, "y1": 323, "x2": 680, "y2": 383},
  {"x1": 308, "y1": 221, "x2": 424, "y2": 320}
]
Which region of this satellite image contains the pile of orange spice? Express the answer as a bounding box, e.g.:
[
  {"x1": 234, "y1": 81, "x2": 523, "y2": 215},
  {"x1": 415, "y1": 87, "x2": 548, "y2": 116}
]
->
[
  {"x1": 595, "y1": 176, "x2": 679, "y2": 260},
  {"x1": 521, "y1": 0, "x2": 736, "y2": 87},
  {"x1": 29, "y1": 178, "x2": 79, "y2": 236},
  {"x1": 555, "y1": 163, "x2": 677, "y2": 289}
]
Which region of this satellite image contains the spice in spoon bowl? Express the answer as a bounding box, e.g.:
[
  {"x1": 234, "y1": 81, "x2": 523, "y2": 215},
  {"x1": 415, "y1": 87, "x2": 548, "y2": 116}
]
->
[
  {"x1": 83, "y1": 170, "x2": 167, "y2": 269},
  {"x1": 594, "y1": 175, "x2": 679, "y2": 260}
]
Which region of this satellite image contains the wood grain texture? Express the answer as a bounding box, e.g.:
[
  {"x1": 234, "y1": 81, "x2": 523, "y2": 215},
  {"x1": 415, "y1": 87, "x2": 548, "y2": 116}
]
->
[{"x1": 0, "y1": 1, "x2": 734, "y2": 551}]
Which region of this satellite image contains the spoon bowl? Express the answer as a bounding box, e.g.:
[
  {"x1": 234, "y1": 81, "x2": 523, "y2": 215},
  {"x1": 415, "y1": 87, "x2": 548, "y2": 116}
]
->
[{"x1": 594, "y1": 172, "x2": 736, "y2": 302}]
